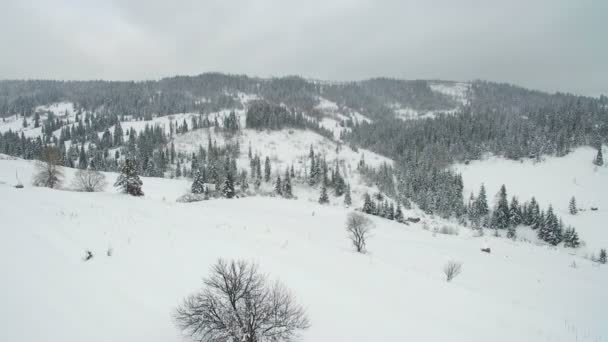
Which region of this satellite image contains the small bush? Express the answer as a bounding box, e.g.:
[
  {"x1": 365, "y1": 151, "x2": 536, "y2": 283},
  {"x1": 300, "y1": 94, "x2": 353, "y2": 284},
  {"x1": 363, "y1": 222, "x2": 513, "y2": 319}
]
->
[
  {"x1": 71, "y1": 169, "x2": 107, "y2": 192},
  {"x1": 176, "y1": 193, "x2": 207, "y2": 203},
  {"x1": 443, "y1": 261, "x2": 463, "y2": 282}
]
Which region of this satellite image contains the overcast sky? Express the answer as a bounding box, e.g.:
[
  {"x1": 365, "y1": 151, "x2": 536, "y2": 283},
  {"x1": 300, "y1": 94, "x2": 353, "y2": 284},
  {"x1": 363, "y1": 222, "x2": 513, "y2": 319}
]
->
[{"x1": 0, "y1": 0, "x2": 606, "y2": 96}]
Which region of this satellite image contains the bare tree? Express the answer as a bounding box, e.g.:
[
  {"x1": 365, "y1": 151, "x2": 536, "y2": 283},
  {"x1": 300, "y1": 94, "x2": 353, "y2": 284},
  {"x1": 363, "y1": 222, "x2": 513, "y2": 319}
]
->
[
  {"x1": 443, "y1": 261, "x2": 463, "y2": 282},
  {"x1": 32, "y1": 147, "x2": 64, "y2": 189},
  {"x1": 71, "y1": 169, "x2": 107, "y2": 192},
  {"x1": 346, "y1": 212, "x2": 373, "y2": 253},
  {"x1": 175, "y1": 259, "x2": 309, "y2": 342}
]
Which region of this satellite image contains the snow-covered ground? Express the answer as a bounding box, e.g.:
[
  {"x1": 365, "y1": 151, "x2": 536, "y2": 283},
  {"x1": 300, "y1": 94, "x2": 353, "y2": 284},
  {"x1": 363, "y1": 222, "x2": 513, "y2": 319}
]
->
[
  {"x1": 0, "y1": 102, "x2": 76, "y2": 138},
  {"x1": 453, "y1": 146, "x2": 608, "y2": 252},
  {"x1": 1, "y1": 156, "x2": 607, "y2": 342}
]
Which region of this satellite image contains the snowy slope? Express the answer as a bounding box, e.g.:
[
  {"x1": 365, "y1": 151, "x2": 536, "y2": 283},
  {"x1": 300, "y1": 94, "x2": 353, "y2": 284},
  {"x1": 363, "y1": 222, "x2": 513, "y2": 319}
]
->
[
  {"x1": 453, "y1": 146, "x2": 608, "y2": 252},
  {"x1": 0, "y1": 159, "x2": 606, "y2": 342}
]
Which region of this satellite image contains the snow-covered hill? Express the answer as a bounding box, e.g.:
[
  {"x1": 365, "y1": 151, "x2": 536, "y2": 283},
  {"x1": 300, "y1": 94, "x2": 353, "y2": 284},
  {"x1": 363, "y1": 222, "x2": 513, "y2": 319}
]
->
[
  {"x1": 0, "y1": 159, "x2": 606, "y2": 342},
  {"x1": 453, "y1": 146, "x2": 608, "y2": 252}
]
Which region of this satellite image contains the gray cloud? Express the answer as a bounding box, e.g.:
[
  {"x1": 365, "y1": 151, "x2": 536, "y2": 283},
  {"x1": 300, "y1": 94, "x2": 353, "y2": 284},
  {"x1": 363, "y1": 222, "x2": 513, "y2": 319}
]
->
[{"x1": 0, "y1": 0, "x2": 605, "y2": 96}]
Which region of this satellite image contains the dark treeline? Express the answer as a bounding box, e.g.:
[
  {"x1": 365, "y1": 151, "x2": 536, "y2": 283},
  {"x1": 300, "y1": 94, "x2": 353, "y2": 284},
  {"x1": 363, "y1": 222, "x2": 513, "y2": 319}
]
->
[
  {"x1": 245, "y1": 101, "x2": 333, "y2": 138},
  {"x1": 0, "y1": 74, "x2": 460, "y2": 120}
]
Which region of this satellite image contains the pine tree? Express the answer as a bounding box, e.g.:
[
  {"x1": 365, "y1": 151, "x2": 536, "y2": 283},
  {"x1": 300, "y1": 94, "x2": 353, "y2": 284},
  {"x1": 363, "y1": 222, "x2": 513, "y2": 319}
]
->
[
  {"x1": 274, "y1": 175, "x2": 283, "y2": 196},
  {"x1": 474, "y1": 184, "x2": 489, "y2": 218},
  {"x1": 388, "y1": 203, "x2": 395, "y2": 220},
  {"x1": 78, "y1": 144, "x2": 88, "y2": 169},
  {"x1": 599, "y1": 249, "x2": 607, "y2": 264},
  {"x1": 569, "y1": 196, "x2": 578, "y2": 215},
  {"x1": 491, "y1": 185, "x2": 510, "y2": 229},
  {"x1": 114, "y1": 159, "x2": 144, "y2": 196},
  {"x1": 563, "y1": 227, "x2": 580, "y2": 248},
  {"x1": 176, "y1": 160, "x2": 182, "y2": 178},
  {"x1": 395, "y1": 204, "x2": 404, "y2": 223},
  {"x1": 308, "y1": 145, "x2": 316, "y2": 186},
  {"x1": 240, "y1": 170, "x2": 249, "y2": 192},
  {"x1": 362, "y1": 193, "x2": 374, "y2": 213},
  {"x1": 344, "y1": 184, "x2": 352, "y2": 206},
  {"x1": 509, "y1": 196, "x2": 522, "y2": 226},
  {"x1": 507, "y1": 225, "x2": 517, "y2": 240},
  {"x1": 222, "y1": 172, "x2": 235, "y2": 198},
  {"x1": 593, "y1": 147, "x2": 603, "y2": 166},
  {"x1": 283, "y1": 169, "x2": 292, "y2": 198},
  {"x1": 318, "y1": 183, "x2": 329, "y2": 204},
  {"x1": 191, "y1": 169, "x2": 205, "y2": 194},
  {"x1": 264, "y1": 156, "x2": 271, "y2": 182}
]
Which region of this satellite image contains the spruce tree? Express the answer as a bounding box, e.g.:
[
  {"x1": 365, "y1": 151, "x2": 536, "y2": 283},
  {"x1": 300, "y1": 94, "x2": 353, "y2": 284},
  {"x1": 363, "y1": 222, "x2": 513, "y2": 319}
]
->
[
  {"x1": 563, "y1": 227, "x2": 580, "y2": 248},
  {"x1": 569, "y1": 196, "x2": 578, "y2": 215},
  {"x1": 318, "y1": 183, "x2": 329, "y2": 204},
  {"x1": 474, "y1": 184, "x2": 489, "y2": 218},
  {"x1": 599, "y1": 249, "x2": 607, "y2": 264},
  {"x1": 176, "y1": 160, "x2": 182, "y2": 178},
  {"x1": 507, "y1": 225, "x2": 516, "y2": 240},
  {"x1": 114, "y1": 159, "x2": 144, "y2": 196},
  {"x1": 222, "y1": 172, "x2": 235, "y2": 198},
  {"x1": 240, "y1": 170, "x2": 249, "y2": 192},
  {"x1": 362, "y1": 193, "x2": 374, "y2": 214},
  {"x1": 283, "y1": 169, "x2": 292, "y2": 198},
  {"x1": 395, "y1": 204, "x2": 404, "y2": 223},
  {"x1": 491, "y1": 185, "x2": 510, "y2": 229},
  {"x1": 264, "y1": 156, "x2": 271, "y2": 182},
  {"x1": 509, "y1": 196, "x2": 522, "y2": 226},
  {"x1": 344, "y1": 184, "x2": 352, "y2": 206},
  {"x1": 593, "y1": 147, "x2": 603, "y2": 166},
  {"x1": 191, "y1": 169, "x2": 205, "y2": 194},
  {"x1": 274, "y1": 175, "x2": 283, "y2": 196}
]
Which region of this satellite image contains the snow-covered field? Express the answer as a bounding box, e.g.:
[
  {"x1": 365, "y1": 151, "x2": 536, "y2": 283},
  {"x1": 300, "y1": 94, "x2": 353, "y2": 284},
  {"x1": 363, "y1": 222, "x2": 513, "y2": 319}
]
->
[
  {"x1": 453, "y1": 146, "x2": 608, "y2": 252},
  {"x1": 0, "y1": 157, "x2": 606, "y2": 342}
]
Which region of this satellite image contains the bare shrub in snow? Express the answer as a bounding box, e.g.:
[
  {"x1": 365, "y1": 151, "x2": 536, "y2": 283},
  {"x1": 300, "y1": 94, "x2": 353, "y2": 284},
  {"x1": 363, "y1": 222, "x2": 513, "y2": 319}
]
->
[
  {"x1": 175, "y1": 259, "x2": 309, "y2": 342},
  {"x1": 346, "y1": 212, "x2": 373, "y2": 253},
  {"x1": 176, "y1": 193, "x2": 207, "y2": 203},
  {"x1": 32, "y1": 147, "x2": 63, "y2": 189},
  {"x1": 71, "y1": 169, "x2": 107, "y2": 192},
  {"x1": 438, "y1": 225, "x2": 459, "y2": 236},
  {"x1": 443, "y1": 261, "x2": 463, "y2": 282}
]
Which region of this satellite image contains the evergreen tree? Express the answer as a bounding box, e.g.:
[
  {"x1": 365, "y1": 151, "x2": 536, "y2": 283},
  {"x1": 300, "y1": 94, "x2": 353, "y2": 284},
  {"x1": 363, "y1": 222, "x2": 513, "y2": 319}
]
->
[
  {"x1": 593, "y1": 147, "x2": 603, "y2": 166},
  {"x1": 474, "y1": 184, "x2": 489, "y2": 218},
  {"x1": 240, "y1": 170, "x2": 249, "y2": 192},
  {"x1": 507, "y1": 225, "x2": 517, "y2": 240},
  {"x1": 527, "y1": 197, "x2": 540, "y2": 226},
  {"x1": 176, "y1": 160, "x2": 182, "y2": 178},
  {"x1": 191, "y1": 169, "x2": 205, "y2": 194},
  {"x1": 509, "y1": 196, "x2": 522, "y2": 226},
  {"x1": 344, "y1": 184, "x2": 352, "y2": 206},
  {"x1": 491, "y1": 185, "x2": 510, "y2": 229},
  {"x1": 563, "y1": 227, "x2": 580, "y2": 248},
  {"x1": 318, "y1": 183, "x2": 329, "y2": 204},
  {"x1": 78, "y1": 144, "x2": 88, "y2": 170},
  {"x1": 395, "y1": 204, "x2": 404, "y2": 223},
  {"x1": 599, "y1": 249, "x2": 607, "y2": 264},
  {"x1": 222, "y1": 171, "x2": 235, "y2": 198},
  {"x1": 283, "y1": 169, "x2": 292, "y2": 198},
  {"x1": 569, "y1": 196, "x2": 578, "y2": 215},
  {"x1": 114, "y1": 159, "x2": 144, "y2": 196},
  {"x1": 388, "y1": 203, "x2": 395, "y2": 220},
  {"x1": 264, "y1": 156, "x2": 271, "y2": 182},
  {"x1": 274, "y1": 175, "x2": 283, "y2": 196}
]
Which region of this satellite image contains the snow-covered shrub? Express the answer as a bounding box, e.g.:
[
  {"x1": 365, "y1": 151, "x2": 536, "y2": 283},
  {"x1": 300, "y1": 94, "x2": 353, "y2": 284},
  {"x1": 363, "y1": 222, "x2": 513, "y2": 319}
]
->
[
  {"x1": 71, "y1": 169, "x2": 107, "y2": 192},
  {"x1": 176, "y1": 193, "x2": 207, "y2": 203},
  {"x1": 438, "y1": 225, "x2": 459, "y2": 236},
  {"x1": 443, "y1": 261, "x2": 463, "y2": 282}
]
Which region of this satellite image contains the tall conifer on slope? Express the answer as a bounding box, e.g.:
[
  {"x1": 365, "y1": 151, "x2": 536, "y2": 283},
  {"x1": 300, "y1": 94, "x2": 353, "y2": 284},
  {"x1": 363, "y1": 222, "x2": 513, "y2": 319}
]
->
[
  {"x1": 593, "y1": 147, "x2": 603, "y2": 166},
  {"x1": 222, "y1": 171, "x2": 235, "y2": 198},
  {"x1": 191, "y1": 169, "x2": 205, "y2": 194},
  {"x1": 274, "y1": 175, "x2": 283, "y2": 196},
  {"x1": 264, "y1": 156, "x2": 271, "y2": 182},
  {"x1": 569, "y1": 196, "x2": 578, "y2": 215},
  {"x1": 283, "y1": 169, "x2": 292, "y2": 198},
  {"x1": 509, "y1": 196, "x2": 522, "y2": 226},
  {"x1": 344, "y1": 184, "x2": 352, "y2": 206},
  {"x1": 318, "y1": 183, "x2": 329, "y2": 204},
  {"x1": 474, "y1": 184, "x2": 489, "y2": 218},
  {"x1": 491, "y1": 185, "x2": 510, "y2": 229},
  {"x1": 115, "y1": 159, "x2": 144, "y2": 196}
]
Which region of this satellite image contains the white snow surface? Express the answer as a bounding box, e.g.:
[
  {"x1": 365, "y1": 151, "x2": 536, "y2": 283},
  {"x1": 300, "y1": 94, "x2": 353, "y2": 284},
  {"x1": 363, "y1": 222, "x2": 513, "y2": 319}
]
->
[
  {"x1": 453, "y1": 146, "x2": 608, "y2": 252},
  {"x1": 0, "y1": 157, "x2": 607, "y2": 342}
]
